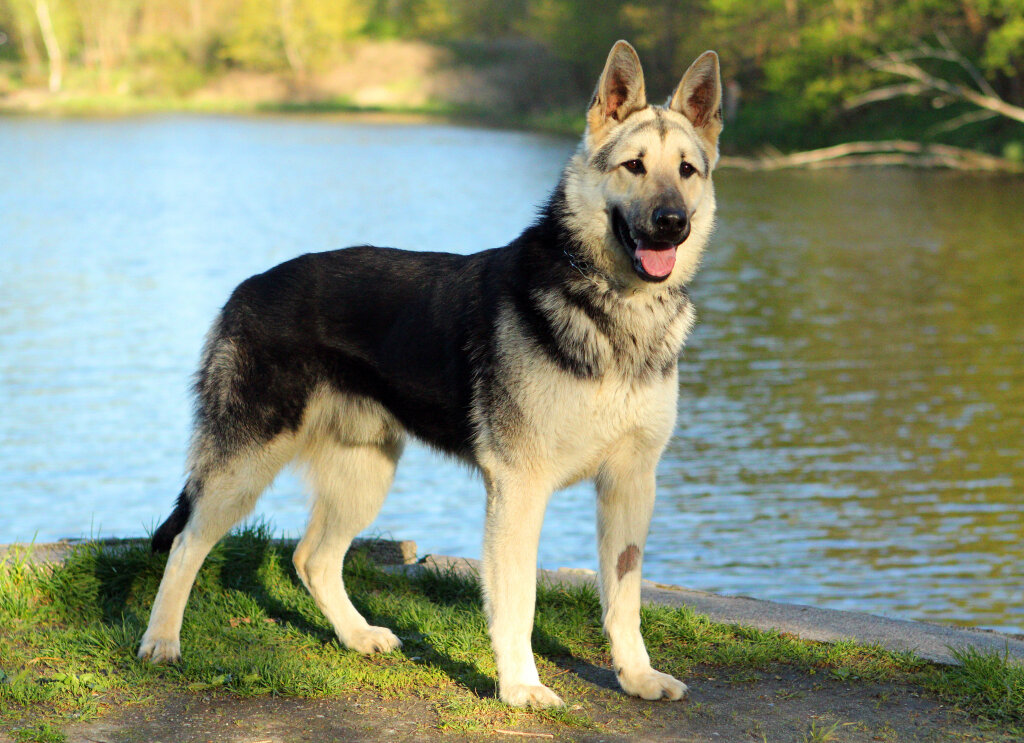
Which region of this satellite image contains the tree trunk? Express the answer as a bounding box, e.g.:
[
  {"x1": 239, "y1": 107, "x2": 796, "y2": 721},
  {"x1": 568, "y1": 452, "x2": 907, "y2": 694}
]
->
[
  {"x1": 188, "y1": 0, "x2": 203, "y2": 63},
  {"x1": 961, "y1": 0, "x2": 986, "y2": 36},
  {"x1": 33, "y1": 0, "x2": 63, "y2": 93},
  {"x1": 277, "y1": 0, "x2": 305, "y2": 76}
]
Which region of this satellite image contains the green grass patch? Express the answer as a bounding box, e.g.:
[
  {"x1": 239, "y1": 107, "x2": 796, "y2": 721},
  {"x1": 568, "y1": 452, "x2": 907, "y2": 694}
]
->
[{"x1": 1, "y1": 525, "x2": 1021, "y2": 737}]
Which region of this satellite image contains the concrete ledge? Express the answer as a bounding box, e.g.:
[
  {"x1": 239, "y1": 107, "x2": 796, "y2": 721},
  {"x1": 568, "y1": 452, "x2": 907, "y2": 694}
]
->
[{"x1": 408, "y1": 554, "x2": 1024, "y2": 667}]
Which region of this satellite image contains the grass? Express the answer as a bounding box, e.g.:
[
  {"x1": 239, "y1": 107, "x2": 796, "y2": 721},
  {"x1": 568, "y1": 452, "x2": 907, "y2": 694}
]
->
[
  {"x1": 0, "y1": 90, "x2": 451, "y2": 119},
  {"x1": 1, "y1": 525, "x2": 1022, "y2": 741}
]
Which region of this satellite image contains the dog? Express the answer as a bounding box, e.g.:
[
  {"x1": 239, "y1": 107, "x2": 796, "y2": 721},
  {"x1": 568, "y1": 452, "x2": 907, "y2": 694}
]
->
[{"x1": 138, "y1": 40, "x2": 723, "y2": 708}]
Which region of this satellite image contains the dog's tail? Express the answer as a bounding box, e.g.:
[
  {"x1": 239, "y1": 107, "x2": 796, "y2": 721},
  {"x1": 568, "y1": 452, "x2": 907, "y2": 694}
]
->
[{"x1": 152, "y1": 486, "x2": 193, "y2": 553}]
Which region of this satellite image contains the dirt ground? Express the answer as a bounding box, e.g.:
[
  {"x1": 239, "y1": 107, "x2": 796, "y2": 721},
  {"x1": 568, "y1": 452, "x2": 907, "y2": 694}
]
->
[{"x1": 39, "y1": 664, "x2": 1003, "y2": 743}]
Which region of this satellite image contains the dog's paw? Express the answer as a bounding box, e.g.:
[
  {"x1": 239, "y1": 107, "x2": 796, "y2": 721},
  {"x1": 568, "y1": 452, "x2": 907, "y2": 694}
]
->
[
  {"x1": 344, "y1": 625, "x2": 402, "y2": 654},
  {"x1": 617, "y1": 667, "x2": 688, "y2": 701},
  {"x1": 137, "y1": 636, "x2": 181, "y2": 664},
  {"x1": 500, "y1": 683, "x2": 565, "y2": 708}
]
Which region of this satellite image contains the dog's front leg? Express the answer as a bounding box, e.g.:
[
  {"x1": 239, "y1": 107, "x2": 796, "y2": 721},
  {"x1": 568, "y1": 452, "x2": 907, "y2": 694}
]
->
[
  {"x1": 596, "y1": 447, "x2": 687, "y2": 701},
  {"x1": 480, "y1": 471, "x2": 562, "y2": 708}
]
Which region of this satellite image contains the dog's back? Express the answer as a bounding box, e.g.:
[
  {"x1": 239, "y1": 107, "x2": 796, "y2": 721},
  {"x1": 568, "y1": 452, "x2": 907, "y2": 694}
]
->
[{"x1": 195, "y1": 246, "x2": 494, "y2": 458}]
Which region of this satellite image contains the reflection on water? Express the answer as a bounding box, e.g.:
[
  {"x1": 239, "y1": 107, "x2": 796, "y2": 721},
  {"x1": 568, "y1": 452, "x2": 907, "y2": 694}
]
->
[
  {"x1": 1, "y1": 117, "x2": 1021, "y2": 632},
  {"x1": 666, "y1": 170, "x2": 1024, "y2": 632}
]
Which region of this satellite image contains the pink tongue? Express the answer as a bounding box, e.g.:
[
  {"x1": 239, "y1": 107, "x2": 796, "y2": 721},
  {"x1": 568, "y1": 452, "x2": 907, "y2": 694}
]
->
[{"x1": 635, "y1": 240, "x2": 677, "y2": 278}]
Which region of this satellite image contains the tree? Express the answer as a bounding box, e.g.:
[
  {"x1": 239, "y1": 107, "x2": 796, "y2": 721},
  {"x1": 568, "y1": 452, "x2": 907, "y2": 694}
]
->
[
  {"x1": 221, "y1": 0, "x2": 370, "y2": 73},
  {"x1": 33, "y1": 0, "x2": 63, "y2": 91}
]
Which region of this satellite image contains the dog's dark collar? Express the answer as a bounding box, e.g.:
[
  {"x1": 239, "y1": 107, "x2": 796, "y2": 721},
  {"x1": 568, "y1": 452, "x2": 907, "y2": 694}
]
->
[{"x1": 563, "y1": 248, "x2": 596, "y2": 279}]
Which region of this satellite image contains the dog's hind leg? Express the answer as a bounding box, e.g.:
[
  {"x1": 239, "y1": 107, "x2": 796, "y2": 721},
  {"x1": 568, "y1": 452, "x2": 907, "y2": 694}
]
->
[
  {"x1": 595, "y1": 441, "x2": 687, "y2": 701},
  {"x1": 292, "y1": 436, "x2": 404, "y2": 654},
  {"x1": 138, "y1": 438, "x2": 295, "y2": 663}
]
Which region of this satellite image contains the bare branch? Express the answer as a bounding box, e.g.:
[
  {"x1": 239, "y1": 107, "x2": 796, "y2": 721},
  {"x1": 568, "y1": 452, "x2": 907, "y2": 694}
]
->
[
  {"x1": 873, "y1": 45, "x2": 997, "y2": 98},
  {"x1": 933, "y1": 30, "x2": 997, "y2": 97},
  {"x1": 845, "y1": 83, "x2": 927, "y2": 110},
  {"x1": 872, "y1": 57, "x2": 1024, "y2": 124},
  {"x1": 926, "y1": 109, "x2": 998, "y2": 136}
]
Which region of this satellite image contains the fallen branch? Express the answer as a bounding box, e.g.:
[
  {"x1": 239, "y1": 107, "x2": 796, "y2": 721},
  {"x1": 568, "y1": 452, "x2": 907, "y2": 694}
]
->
[
  {"x1": 836, "y1": 38, "x2": 1024, "y2": 167},
  {"x1": 719, "y1": 140, "x2": 1023, "y2": 172}
]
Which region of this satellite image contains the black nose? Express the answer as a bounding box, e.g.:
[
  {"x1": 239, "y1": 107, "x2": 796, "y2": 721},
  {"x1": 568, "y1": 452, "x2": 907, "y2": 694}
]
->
[{"x1": 652, "y1": 207, "x2": 690, "y2": 242}]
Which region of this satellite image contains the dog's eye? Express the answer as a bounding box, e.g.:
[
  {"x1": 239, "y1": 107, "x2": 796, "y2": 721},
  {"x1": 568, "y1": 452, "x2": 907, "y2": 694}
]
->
[
  {"x1": 622, "y1": 159, "x2": 646, "y2": 175},
  {"x1": 679, "y1": 161, "x2": 696, "y2": 178}
]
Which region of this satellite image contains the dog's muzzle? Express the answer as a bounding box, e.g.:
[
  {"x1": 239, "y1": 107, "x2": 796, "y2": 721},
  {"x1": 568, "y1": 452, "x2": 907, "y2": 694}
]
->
[{"x1": 612, "y1": 208, "x2": 690, "y2": 282}]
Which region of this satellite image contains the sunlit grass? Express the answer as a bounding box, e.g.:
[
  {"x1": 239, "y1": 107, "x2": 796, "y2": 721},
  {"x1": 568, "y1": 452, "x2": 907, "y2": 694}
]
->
[{"x1": 1, "y1": 525, "x2": 1021, "y2": 741}]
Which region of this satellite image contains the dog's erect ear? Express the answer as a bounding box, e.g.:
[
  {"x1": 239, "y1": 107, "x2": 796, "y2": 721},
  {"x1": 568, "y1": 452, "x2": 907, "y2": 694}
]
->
[
  {"x1": 586, "y1": 40, "x2": 647, "y2": 145},
  {"x1": 669, "y1": 51, "x2": 723, "y2": 150}
]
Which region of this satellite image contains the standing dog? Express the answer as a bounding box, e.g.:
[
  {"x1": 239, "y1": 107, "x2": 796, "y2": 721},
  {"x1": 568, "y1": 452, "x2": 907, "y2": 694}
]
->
[{"x1": 139, "y1": 40, "x2": 723, "y2": 708}]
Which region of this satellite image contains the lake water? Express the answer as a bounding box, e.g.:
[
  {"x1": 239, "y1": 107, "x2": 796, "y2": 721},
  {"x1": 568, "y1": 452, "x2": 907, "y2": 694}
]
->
[{"x1": 1, "y1": 116, "x2": 1022, "y2": 633}]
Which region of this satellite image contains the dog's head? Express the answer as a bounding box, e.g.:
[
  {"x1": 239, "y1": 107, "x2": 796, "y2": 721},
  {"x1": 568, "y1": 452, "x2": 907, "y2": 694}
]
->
[{"x1": 563, "y1": 41, "x2": 722, "y2": 289}]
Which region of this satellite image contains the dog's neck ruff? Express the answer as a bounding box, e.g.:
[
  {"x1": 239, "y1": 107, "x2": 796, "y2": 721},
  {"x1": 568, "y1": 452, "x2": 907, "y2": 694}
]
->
[{"x1": 506, "y1": 188, "x2": 695, "y2": 382}]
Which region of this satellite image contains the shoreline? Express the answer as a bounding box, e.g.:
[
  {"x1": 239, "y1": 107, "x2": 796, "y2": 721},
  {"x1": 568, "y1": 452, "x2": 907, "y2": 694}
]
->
[
  {"x1": 5, "y1": 537, "x2": 1021, "y2": 666},
  {"x1": 0, "y1": 85, "x2": 582, "y2": 137},
  {"x1": 5, "y1": 100, "x2": 1021, "y2": 173}
]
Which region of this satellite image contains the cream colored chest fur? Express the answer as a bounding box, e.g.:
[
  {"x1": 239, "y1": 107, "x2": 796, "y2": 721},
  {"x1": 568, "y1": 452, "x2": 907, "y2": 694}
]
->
[
  {"x1": 531, "y1": 371, "x2": 679, "y2": 489},
  {"x1": 477, "y1": 299, "x2": 686, "y2": 489}
]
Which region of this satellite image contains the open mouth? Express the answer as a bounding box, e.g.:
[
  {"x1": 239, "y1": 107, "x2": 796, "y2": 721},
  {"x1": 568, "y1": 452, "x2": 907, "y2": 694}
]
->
[{"x1": 611, "y1": 208, "x2": 678, "y2": 282}]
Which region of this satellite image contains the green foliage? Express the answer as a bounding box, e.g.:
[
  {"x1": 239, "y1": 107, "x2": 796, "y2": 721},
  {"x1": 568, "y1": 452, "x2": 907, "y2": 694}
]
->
[
  {"x1": 697, "y1": 0, "x2": 1024, "y2": 153},
  {"x1": 219, "y1": 0, "x2": 370, "y2": 72},
  {"x1": 1004, "y1": 140, "x2": 1024, "y2": 161},
  {"x1": 0, "y1": 0, "x2": 1021, "y2": 154},
  {"x1": 984, "y1": 14, "x2": 1024, "y2": 74}
]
